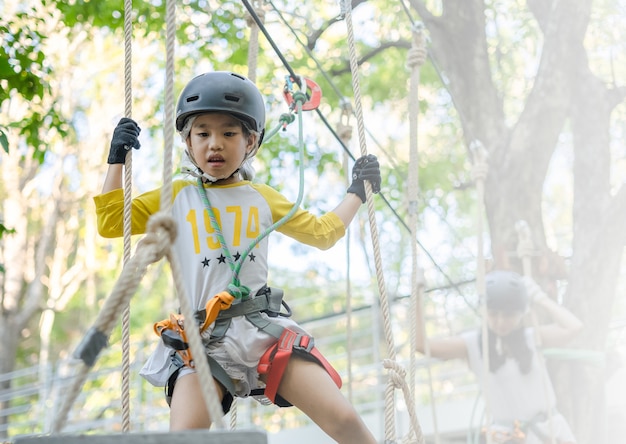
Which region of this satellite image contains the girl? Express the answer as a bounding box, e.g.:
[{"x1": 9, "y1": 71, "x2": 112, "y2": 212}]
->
[
  {"x1": 416, "y1": 270, "x2": 583, "y2": 443},
  {"x1": 95, "y1": 71, "x2": 379, "y2": 443}
]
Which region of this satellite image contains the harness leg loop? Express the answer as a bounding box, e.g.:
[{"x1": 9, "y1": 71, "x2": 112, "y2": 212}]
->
[{"x1": 258, "y1": 328, "x2": 342, "y2": 405}]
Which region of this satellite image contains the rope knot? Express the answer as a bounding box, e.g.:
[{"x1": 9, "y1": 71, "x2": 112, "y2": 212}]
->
[
  {"x1": 336, "y1": 121, "x2": 353, "y2": 144},
  {"x1": 470, "y1": 140, "x2": 489, "y2": 182},
  {"x1": 137, "y1": 212, "x2": 177, "y2": 263},
  {"x1": 406, "y1": 46, "x2": 427, "y2": 69},
  {"x1": 406, "y1": 23, "x2": 427, "y2": 69},
  {"x1": 227, "y1": 283, "x2": 251, "y2": 300},
  {"x1": 383, "y1": 359, "x2": 407, "y2": 388}
]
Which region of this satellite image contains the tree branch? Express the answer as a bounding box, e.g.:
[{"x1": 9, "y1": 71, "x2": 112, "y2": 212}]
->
[
  {"x1": 328, "y1": 40, "x2": 412, "y2": 76},
  {"x1": 305, "y1": 0, "x2": 369, "y2": 50}
]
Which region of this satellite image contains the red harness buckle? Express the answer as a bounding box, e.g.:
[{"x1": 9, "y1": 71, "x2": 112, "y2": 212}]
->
[{"x1": 258, "y1": 328, "x2": 342, "y2": 404}]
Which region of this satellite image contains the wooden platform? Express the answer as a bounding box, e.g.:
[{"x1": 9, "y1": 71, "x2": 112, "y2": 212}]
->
[{"x1": 13, "y1": 429, "x2": 267, "y2": 444}]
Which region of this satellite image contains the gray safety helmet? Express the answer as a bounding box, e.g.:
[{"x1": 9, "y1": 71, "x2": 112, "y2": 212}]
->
[
  {"x1": 485, "y1": 270, "x2": 528, "y2": 312},
  {"x1": 176, "y1": 71, "x2": 266, "y2": 146}
]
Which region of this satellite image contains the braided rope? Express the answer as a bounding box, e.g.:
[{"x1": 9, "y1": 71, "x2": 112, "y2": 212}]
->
[
  {"x1": 168, "y1": 246, "x2": 226, "y2": 428},
  {"x1": 341, "y1": 1, "x2": 423, "y2": 441},
  {"x1": 383, "y1": 360, "x2": 424, "y2": 444},
  {"x1": 121, "y1": 0, "x2": 134, "y2": 431},
  {"x1": 161, "y1": 0, "x2": 226, "y2": 427},
  {"x1": 52, "y1": 214, "x2": 178, "y2": 433},
  {"x1": 245, "y1": 1, "x2": 264, "y2": 83},
  {"x1": 469, "y1": 140, "x2": 492, "y2": 443},
  {"x1": 406, "y1": 24, "x2": 438, "y2": 444},
  {"x1": 230, "y1": 398, "x2": 238, "y2": 429}
]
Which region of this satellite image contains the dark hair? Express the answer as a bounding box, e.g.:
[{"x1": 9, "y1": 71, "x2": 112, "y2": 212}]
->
[{"x1": 479, "y1": 327, "x2": 533, "y2": 374}]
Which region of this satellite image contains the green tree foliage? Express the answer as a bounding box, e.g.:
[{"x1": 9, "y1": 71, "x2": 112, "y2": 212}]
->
[{"x1": 0, "y1": 6, "x2": 68, "y2": 163}]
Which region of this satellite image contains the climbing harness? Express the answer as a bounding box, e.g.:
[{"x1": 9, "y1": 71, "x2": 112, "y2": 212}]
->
[
  {"x1": 483, "y1": 422, "x2": 526, "y2": 443},
  {"x1": 154, "y1": 282, "x2": 342, "y2": 408},
  {"x1": 483, "y1": 411, "x2": 558, "y2": 444}
]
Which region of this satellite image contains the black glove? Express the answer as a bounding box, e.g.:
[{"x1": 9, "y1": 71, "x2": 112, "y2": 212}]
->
[
  {"x1": 107, "y1": 117, "x2": 141, "y2": 164},
  {"x1": 347, "y1": 154, "x2": 381, "y2": 203}
]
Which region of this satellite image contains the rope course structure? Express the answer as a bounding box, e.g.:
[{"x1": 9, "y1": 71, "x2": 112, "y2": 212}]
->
[
  {"x1": 48, "y1": 0, "x2": 340, "y2": 438},
  {"x1": 4, "y1": 2, "x2": 622, "y2": 444},
  {"x1": 42, "y1": 0, "x2": 476, "y2": 442}
]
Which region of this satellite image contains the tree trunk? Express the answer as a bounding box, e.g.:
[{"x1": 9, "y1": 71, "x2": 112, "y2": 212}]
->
[{"x1": 410, "y1": 1, "x2": 625, "y2": 442}]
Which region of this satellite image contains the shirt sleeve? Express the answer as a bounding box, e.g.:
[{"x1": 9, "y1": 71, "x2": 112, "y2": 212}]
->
[
  {"x1": 93, "y1": 187, "x2": 162, "y2": 238},
  {"x1": 251, "y1": 183, "x2": 346, "y2": 250}
]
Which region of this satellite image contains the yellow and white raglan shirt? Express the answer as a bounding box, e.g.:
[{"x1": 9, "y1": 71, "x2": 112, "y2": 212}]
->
[{"x1": 94, "y1": 179, "x2": 346, "y2": 394}]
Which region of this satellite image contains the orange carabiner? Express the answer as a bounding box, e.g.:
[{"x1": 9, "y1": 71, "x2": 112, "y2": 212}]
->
[{"x1": 283, "y1": 76, "x2": 322, "y2": 111}]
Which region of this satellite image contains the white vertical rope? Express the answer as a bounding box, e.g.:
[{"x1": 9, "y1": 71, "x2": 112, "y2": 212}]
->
[
  {"x1": 245, "y1": 1, "x2": 264, "y2": 84},
  {"x1": 470, "y1": 140, "x2": 491, "y2": 444},
  {"x1": 120, "y1": 0, "x2": 133, "y2": 431},
  {"x1": 341, "y1": 0, "x2": 423, "y2": 441},
  {"x1": 161, "y1": 0, "x2": 226, "y2": 427},
  {"x1": 406, "y1": 23, "x2": 440, "y2": 444}
]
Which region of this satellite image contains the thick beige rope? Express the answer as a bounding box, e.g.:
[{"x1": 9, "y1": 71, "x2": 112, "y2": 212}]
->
[
  {"x1": 245, "y1": 1, "x2": 264, "y2": 84},
  {"x1": 469, "y1": 140, "x2": 492, "y2": 443},
  {"x1": 340, "y1": 0, "x2": 423, "y2": 441},
  {"x1": 159, "y1": 0, "x2": 226, "y2": 427},
  {"x1": 52, "y1": 214, "x2": 178, "y2": 433},
  {"x1": 406, "y1": 23, "x2": 439, "y2": 444}
]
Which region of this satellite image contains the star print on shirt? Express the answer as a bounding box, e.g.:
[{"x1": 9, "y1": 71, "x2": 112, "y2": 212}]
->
[
  {"x1": 248, "y1": 252, "x2": 256, "y2": 262},
  {"x1": 233, "y1": 252, "x2": 241, "y2": 262},
  {"x1": 201, "y1": 257, "x2": 210, "y2": 268},
  {"x1": 217, "y1": 254, "x2": 227, "y2": 264}
]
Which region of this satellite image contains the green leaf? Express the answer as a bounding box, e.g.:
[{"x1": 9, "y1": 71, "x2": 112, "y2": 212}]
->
[{"x1": 0, "y1": 128, "x2": 8, "y2": 154}]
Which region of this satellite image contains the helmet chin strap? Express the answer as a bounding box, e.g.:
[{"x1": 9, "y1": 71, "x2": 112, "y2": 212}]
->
[{"x1": 183, "y1": 150, "x2": 241, "y2": 183}]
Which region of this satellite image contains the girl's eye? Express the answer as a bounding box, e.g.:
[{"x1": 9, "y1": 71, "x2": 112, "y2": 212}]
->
[{"x1": 224, "y1": 131, "x2": 236, "y2": 137}]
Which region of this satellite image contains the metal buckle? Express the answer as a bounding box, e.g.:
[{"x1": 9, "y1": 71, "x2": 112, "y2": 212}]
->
[
  {"x1": 283, "y1": 75, "x2": 322, "y2": 111},
  {"x1": 293, "y1": 333, "x2": 315, "y2": 353}
]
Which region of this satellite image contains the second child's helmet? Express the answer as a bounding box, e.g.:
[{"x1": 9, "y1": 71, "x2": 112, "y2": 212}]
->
[
  {"x1": 485, "y1": 270, "x2": 529, "y2": 312},
  {"x1": 176, "y1": 71, "x2": 266, "y2": 146}
]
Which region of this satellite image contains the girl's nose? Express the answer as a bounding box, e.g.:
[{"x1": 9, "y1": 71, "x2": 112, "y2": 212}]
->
[{"x1": 208, "y1": 135, "x2": 222, "y2": 150}]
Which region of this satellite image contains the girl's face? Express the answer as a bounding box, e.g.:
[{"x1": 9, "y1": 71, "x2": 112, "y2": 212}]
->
[
  {"x1": 486, "y1": 308, "x2": 525, "y2": 337},
  {"x1": 186, "y1": 113, "x2": 256, "y2": 184}
]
